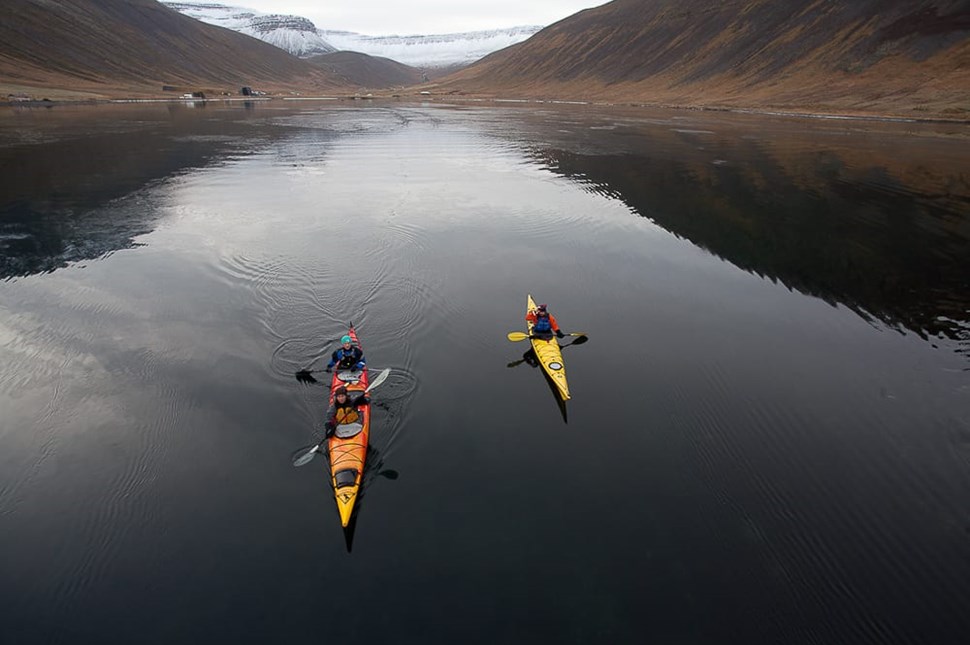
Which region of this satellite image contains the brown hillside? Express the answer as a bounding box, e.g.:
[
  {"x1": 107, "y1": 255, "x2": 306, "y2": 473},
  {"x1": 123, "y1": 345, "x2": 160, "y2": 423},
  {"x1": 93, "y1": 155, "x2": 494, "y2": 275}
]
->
[
  {"x1": 441, "y1": 0, "x2": 970, "y2": 119},
  {"x1": 0, "y1": 0, "x2": 347, "y2": 99},
  {"x1": 307, "y1": 51, "x2": 424, "y2": 90}
]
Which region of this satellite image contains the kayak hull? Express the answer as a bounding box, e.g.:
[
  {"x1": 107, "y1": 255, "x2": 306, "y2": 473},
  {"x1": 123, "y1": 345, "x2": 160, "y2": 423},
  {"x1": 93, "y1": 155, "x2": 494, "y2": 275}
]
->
[
  {"x1": 527, "y1": 294, "x2": 570, "y2": 401},
  {"x1": 327, "y1": 326, "x2": 370, "y2": 527}
]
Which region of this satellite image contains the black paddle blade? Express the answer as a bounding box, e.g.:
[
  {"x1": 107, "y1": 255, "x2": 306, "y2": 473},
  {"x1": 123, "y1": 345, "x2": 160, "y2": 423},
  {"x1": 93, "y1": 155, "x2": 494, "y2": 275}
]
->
[
  {"x1": 377, "y1": 469, "x2": 399, "y2": 480},
  {"x1": 295, "y1": 370, "x2": 318, "y2": 384},
  {"x1": 568, "y1": 335, "x2": 589, "y2": 346}
]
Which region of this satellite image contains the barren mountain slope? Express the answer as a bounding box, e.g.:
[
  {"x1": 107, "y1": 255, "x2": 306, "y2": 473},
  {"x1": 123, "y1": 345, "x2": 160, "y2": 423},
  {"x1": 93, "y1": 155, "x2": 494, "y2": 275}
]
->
[
  {"x1": 441, "y1": 0, "x2": 970, "y2": 118},
  {"x1": 0, "y1": 0, "x2": 346, "y2": 98},
  {"x1": 307, "y1": 52, "x2": 425, "y2": 90}
]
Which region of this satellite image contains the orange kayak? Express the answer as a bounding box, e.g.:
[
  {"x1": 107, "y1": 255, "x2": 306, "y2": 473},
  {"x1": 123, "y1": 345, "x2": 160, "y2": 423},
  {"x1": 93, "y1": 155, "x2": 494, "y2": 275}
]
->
[{"x1": 326, "y1": 326, "x2": 370, "y2": 527}]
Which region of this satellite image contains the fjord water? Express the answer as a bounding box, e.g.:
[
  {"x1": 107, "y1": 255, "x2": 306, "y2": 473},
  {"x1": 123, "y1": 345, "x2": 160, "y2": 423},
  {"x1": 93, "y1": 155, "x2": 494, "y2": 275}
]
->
[{"x1": 1, "y1": 101, "x2": 968, "y2": 644}]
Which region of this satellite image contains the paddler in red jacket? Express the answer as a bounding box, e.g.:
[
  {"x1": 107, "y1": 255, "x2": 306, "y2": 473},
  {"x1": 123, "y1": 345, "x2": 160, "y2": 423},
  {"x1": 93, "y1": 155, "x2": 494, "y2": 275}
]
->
[{"x1": 526, "y1": 303, "x2": 565, "y2": 339}]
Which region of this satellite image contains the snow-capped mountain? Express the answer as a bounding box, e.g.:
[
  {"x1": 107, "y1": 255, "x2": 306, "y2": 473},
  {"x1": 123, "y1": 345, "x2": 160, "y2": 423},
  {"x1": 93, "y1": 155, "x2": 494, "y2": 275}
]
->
[
  {"x1": 164, "y1": 2, "x2": 336, "y2": 57},
  {"x1": 164, "y1": 2, "x2": 542, "y2": 69},
  {"x1": 321, "y1": 26, "x2": 543, "y2": 69}
]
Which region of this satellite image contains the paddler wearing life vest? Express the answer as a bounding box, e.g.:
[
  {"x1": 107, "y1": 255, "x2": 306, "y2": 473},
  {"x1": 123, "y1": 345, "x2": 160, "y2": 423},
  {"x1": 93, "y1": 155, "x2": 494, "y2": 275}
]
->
[
  {"x1": 324, "y1": 386, "x2": 369, "y2": 438},
  {"x1": 526, "y1": 303, "x2": 565, "y2": 339},
  {"x1": 325, "y1": 335, "x2": 365, "y2": 372}
]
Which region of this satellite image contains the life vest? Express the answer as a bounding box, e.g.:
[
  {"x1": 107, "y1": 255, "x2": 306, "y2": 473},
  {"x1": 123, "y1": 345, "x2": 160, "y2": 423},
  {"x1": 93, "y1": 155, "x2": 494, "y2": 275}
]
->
[
  {"x1": 334, "y1": 403, "x2": 360, "y2": 425},
  {"x1": 336, "y1": 347, "x2": 359, "y2": 369},
  {"x1": 533, "y1": 312, "x2": 552, "y2": 333}
]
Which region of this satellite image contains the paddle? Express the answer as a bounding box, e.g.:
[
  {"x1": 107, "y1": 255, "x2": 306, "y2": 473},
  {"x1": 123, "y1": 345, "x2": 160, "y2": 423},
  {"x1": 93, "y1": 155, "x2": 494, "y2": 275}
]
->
[
  {"x1": 506, "y1": 334, "x2": 588, "y2": 367},
  {"x1": 295, "y1": 355, "x2": 330, "y2": 384},
  {"x1": 558, "y1": 334, "x2": 588, "y2": 348},
  {"x1": 294, "y1": 328, "x2": 357, "y2": 382},
  {"x1": 296, "y1": 364, "x2": 369, "y2": 384},
  {"x1": 506, "y1": 331, "x2": 587, "y2": 342},
  {"x1": 295, "y1": 369, "x2": 319, "y2": 384},
  {"x1": 291, "y1": 368, "x2": 392, "y2": 467}
]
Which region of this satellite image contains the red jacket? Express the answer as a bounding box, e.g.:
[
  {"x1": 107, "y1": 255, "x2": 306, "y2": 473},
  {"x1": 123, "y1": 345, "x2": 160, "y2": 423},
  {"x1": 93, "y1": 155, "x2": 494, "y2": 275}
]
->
[{"x1": 526, "y1": 310, "x2": 560, "y2": 333}]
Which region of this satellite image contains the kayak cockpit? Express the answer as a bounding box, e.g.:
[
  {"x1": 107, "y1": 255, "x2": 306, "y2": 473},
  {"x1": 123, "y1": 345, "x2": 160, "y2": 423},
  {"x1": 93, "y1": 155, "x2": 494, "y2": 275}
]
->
[
  {"x1": 334, "y1": 468, "x2": 358, "y2": 489},
  {"x1": 336, "y1": 369, "x2": 363, "y2": 383},
  {"x1": 334, "y1": 421, "x2": 364, "y2": 439}
]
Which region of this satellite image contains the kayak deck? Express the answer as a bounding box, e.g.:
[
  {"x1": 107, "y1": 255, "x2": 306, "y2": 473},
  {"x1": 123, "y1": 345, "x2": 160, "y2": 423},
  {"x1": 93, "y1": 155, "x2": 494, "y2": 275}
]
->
[{"x1": 527, "y1": 294, "x2": 570, "y2": 401}]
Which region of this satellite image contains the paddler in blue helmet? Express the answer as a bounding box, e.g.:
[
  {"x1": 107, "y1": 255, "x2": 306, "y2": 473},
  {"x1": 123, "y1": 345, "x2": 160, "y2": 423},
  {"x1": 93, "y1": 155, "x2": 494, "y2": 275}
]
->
[
  {"x1": 526, "y1": 303, "x2": 565, "y2": 339},
  {"x1": 325, "y1": 335, "x2": 365, "y2": 372}
]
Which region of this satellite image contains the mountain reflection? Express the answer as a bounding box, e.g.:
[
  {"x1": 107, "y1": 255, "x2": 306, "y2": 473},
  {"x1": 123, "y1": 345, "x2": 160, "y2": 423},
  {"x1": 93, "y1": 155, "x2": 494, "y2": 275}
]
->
[
  {"x1": 528, "y1": 129, "x2": 970, "y2": 350},
  {"x1": 0, "y1": 104, "x2": 281, "y2": 280}
]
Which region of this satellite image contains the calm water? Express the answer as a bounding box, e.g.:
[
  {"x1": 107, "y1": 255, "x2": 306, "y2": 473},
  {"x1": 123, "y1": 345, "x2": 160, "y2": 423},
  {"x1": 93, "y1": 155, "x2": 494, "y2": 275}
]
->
[{"x1": 1, "y1": 101, "x2": 968, "y2": 644}]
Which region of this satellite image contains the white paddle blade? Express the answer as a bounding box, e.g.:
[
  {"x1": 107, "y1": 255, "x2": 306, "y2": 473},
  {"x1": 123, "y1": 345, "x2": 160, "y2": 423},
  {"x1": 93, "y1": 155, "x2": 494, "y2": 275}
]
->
[
  {"x1": 292, "y1": 445, "x2": 320, "y2": 467},
  {"x1": 365, "y1": 368, "x2": 391, "y2": 393}
]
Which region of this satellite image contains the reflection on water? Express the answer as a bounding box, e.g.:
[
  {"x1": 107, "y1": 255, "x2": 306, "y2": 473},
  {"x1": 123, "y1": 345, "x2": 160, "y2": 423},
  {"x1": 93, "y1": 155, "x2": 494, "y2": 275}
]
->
[
  {"x1": 0, "y1": 104, "x2": 319, "y2": 278},
  {"x1": 534, "y1": 142, "x2": 970, "y2": 348},
  {"x1": 477, "y1": 106, "x2": 970, "y2": 356},
  {"x1": 1, "y1": 102, "x2": 969, "y2": 645},
  {"x1": 4, "y1": 103, "x2": 967, "y2": 356},
  {"x1": 507, "y1": 335, "x2": 590, "y2": 423}
]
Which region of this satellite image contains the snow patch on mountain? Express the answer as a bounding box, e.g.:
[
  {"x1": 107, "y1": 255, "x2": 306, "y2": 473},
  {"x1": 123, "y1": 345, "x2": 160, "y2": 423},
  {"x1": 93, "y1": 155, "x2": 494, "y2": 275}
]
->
[
  {"x1": 164, "y1": 2, "x2": 336, "y2": 57},
  {"x1": 165, "y1": 2, "x2": 542, "y2": 68},
  {"x1": 321, "y1": 27, "x2": 543, "y2": 69}
]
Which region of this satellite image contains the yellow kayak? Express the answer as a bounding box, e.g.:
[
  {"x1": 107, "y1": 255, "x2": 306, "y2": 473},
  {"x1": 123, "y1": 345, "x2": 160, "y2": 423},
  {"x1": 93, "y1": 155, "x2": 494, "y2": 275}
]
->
[{"x1": 526, "y1": 294, "x2": 570, "y2": 401}]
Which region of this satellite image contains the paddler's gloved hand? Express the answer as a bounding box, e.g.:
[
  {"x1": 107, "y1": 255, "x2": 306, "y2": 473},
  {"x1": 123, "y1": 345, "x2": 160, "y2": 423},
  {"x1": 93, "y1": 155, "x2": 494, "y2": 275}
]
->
[
  {"x1": 325, "y1": 366, "x2": 332, "y2": 373},
  {"x1": 324, "y1": 422, "x2": 335, "y2": 438},
  {"x1": 556, "y1": 330, "x2": 565, "y2": 339}
]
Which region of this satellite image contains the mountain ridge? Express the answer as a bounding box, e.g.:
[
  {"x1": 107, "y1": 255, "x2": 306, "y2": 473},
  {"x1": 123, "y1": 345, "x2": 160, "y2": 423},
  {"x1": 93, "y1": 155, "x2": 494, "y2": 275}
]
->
[
  {"x1": 2, "y1": 0, "x2": 967, "y2": 120},
  {"x1": 0, "y1": 0, "x2": 347, "y2": 99},
  {"x1": 439, "y1": 0, "x2": 970, "y2": 119},
  {"x1": 163, "y1": 2, "x2": 338, "y2": 57},
  {"x1": 306, "y1": 52, "x2": 425, "y2": 90}
]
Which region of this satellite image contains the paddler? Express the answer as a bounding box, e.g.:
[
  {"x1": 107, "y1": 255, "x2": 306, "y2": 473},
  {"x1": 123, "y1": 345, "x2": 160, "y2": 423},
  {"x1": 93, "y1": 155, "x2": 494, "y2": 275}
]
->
[
  {"x1": 324, "y1": 386, "x2": 369, "y2": 438},
  {"x1": 325, "y1": 335, "x2": 366, "y2": 372},
  {"x1": 526, "y1": 303, "x2": 565, "y2": 339}
]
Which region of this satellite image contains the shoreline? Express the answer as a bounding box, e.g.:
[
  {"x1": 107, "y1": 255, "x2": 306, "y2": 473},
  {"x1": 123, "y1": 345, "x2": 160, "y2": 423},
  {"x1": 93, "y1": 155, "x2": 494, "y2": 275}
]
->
[{"x1": 3, "y1": 91, "x2": 969, "y2": 127}]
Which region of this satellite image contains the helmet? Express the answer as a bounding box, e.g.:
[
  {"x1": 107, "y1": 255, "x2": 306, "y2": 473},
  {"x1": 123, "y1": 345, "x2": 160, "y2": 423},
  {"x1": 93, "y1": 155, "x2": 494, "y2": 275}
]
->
[
  {"x1": 334, "y1": 386, "x2": 348, "y2": 397},
  {"x1": 537, "y1": 304, "x2": 547, "y2": 312},
  {"x1": 340, "y1": 335, "x2": 352, "y2": 344}
]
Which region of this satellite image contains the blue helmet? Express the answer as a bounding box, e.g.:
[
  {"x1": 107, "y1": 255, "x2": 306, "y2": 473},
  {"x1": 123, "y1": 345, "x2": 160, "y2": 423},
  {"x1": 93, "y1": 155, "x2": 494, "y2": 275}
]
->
[{"x1": 340, "y1": 335, "x2": 352, "y2": 344}]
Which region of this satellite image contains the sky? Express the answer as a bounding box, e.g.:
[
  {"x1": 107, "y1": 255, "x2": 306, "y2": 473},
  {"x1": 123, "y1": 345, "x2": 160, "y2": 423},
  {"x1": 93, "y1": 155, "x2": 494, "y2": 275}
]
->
[{"x1": 217, "y1": 1, "x2": 611, "y2": 35}]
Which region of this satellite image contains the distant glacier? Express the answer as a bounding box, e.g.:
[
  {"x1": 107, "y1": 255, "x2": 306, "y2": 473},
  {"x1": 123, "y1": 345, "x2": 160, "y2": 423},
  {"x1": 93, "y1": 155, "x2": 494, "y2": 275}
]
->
[
  {"x1": 164, "y1": 2, "x2": 541, "y2": 68},
  {"x1": 321, "y1": 27, "x2": 542, "y2": 68}
]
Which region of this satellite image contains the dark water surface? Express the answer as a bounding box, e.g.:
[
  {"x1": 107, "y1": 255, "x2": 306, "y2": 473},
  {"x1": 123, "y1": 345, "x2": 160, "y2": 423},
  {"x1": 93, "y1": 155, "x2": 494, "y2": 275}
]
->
[{"x1": 1, "y1": 101, "x2": 968, "y2": 644}]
